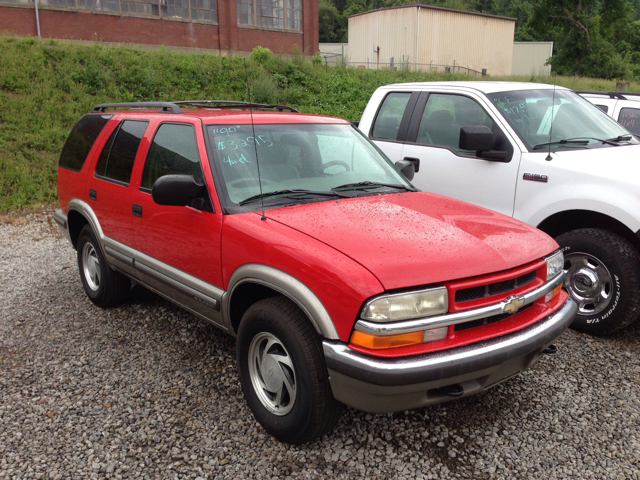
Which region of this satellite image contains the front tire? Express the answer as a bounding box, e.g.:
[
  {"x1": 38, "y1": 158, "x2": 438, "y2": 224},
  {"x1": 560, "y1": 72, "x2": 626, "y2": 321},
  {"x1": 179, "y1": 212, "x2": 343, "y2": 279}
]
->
[
  {"x1": 77, "y1": 225, "x2": 131, "y2": 308},
  {"x1": 236, "y1": 296, "x2": 344, "y2": 444},
  {"x1": 556, "y1": 228, "x2": 640, "y2": 335}
]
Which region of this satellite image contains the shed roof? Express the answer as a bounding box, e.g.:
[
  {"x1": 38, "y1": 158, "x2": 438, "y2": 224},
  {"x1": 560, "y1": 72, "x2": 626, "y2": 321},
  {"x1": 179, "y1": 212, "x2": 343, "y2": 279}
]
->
[{"x1": 348, "y1": 4, "x2": 516, "y2": 22}]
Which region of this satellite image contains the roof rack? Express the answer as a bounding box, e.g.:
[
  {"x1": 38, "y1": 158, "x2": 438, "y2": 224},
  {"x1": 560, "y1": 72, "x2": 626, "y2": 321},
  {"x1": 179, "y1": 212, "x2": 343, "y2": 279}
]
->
[
  {"x1": 575, "y1": 91, "x2": 640, "y2": 100},
  {"x1": 173, "y1": 100, "x2": 300, "y2": 112},
  {"x1": 92, "y1": 102, "x2": 183, "y2": 114},
  {"x1": 91, "y1": 100, "x2": 300, "y2": 114}
]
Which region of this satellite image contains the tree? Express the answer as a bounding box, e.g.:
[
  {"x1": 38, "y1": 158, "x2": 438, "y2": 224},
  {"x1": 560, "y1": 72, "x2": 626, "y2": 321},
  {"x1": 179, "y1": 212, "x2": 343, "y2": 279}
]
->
[
  {"x1": 531, "y1": 0, "x2": 632, "y2": 76},
  {"x1": 319, "y1": 0, "x2": 348, "y2": 43}
]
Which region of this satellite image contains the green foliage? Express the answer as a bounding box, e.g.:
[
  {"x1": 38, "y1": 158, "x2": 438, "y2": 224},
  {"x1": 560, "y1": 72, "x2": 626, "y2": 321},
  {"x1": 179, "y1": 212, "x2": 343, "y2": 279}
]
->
[
  {"x1": 321, "y1": 0, "x2": 640, "y2": 79},
  {"x1": 1, "y1": 36, "x2": 639, "y2": 212},
  {"x1": 249, "y1": 46, "x2": 273, "y2": 65}
]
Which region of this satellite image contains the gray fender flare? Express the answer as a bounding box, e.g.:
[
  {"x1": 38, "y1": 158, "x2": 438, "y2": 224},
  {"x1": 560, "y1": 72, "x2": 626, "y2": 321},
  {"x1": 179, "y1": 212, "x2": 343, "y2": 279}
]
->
[
  {"x1": 66, "y1": 198, "x2": 108, "y2": 254},
  {"x1": 223, "y1": 263, "x2": 340, "y2": 340}
]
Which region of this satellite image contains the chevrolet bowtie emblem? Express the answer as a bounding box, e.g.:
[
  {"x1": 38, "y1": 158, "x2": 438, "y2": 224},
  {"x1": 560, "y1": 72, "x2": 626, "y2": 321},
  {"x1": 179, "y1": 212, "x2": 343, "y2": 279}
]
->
[{"x1": 503, "y1": 295, "x2": 525, "y2": 314}]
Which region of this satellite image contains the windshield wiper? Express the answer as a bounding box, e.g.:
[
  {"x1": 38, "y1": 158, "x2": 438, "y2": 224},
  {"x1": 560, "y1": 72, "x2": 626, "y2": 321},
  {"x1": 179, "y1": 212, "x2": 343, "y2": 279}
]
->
[
  {"x1": 532, "y1": 139, "x2": 589, "y2": 150},
  {"x1": 239, "y1": 189, "x2": 344, "y2": 205},
  {"x1": 606, "y1": 135, "x2": 633, "y2": 143},
  {"x1": 331, "y1": 181, "x2": 415, "y2": 192},
  {"x1": 565, "y1": 137, "x2": 623, "y2": 146}
]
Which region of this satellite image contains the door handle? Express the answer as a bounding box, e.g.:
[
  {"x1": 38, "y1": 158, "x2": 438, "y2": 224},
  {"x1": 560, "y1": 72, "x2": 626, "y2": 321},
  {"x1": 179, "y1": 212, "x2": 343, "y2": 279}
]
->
[
  {"x1": 403, "y1": 157, "x2": 420, "y2": 173},
  {"x1": 132, "y1": 204, "x2": 142, "y2": 217},
  {"x1": 89, "y1": 189, "x2": 97, "y2": 201}
]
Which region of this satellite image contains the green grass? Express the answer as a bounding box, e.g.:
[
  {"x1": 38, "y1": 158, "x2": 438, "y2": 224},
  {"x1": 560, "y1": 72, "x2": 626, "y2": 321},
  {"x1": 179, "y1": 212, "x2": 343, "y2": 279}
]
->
[{"x1": 2, "y1": 35, "x2": 639, "y2": 212}]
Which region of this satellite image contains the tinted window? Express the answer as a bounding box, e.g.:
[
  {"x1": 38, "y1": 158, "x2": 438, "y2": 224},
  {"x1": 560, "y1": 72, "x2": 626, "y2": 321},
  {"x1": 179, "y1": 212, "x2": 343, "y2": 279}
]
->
[
  {"x1": 618, "y1": 108, "x2": 640, "y2": 135},
  {"x1": 141, "y1": 123, "x2": 203, "y2": 190},
  {"x1": 59, "y1": 114, "x2": 112, "y2": 171},
  {"x1": 595, "y1": 104, "x2": 609, "y2": 114},
  {"x1": 95, "y1": 126, "x2": 118, "y2": 177},
  {"x1": 371, "y1": 92, "x2": 411, "y2": 140},
  {"x1": 417, "y1": 94, "x2": 494, "y2": 154},
  {"x1": 95, "y1": 120, "x2": 148, "y2": 184}
]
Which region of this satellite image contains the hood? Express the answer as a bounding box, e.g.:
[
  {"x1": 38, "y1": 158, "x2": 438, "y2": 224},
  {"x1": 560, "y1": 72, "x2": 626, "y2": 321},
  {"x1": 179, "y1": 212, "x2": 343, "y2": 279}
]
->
[
  {"x1": 552, "y1": 144, "x2": 640, "y2": 183},
  {"x1": 265, "y1": 192, "x2": 558, "y2": 290}
]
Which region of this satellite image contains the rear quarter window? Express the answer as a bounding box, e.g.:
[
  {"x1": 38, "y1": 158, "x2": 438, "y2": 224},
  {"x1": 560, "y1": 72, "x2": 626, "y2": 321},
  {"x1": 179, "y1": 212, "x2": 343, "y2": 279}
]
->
[
  {"x1": 618, "y1": 108, "x2": 640, "y2": 135},
  {"x1": 371, "y1": 92, "x2": 412, "y2": 141},
  {"x1": 59, "y1": 114, "x2": 112, "y2": 171}
]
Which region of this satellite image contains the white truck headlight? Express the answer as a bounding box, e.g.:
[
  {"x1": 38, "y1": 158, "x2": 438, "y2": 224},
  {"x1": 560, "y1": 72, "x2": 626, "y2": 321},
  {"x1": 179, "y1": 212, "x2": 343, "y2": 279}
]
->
[
  {"x1": 362, "y1": 287, "x2": 448, "y2": 322},
  {"x1": 545, "y1": 250, "x2": 564, "y2": 280}
]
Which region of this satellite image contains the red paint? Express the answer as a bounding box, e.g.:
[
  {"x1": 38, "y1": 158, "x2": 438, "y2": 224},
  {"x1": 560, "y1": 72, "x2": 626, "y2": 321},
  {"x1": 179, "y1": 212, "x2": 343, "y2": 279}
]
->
[
  {"x1": 265, "y1": 193, "x2": 558, "y2": 290},
  {"x1": 57, "y1": 107, "x2": 566, "y2": 348}
]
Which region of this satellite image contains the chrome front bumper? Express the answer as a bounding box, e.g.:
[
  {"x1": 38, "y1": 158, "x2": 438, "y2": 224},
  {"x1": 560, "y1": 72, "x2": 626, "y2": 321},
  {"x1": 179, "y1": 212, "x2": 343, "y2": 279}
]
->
[{"x1": 323, "y1": 297, "x2": 577, "y2": 413}]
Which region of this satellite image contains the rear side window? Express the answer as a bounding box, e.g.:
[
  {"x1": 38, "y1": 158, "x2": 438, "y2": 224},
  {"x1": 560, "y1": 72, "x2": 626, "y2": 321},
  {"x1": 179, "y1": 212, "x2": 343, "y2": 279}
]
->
[
  {"x1": 59, "y1": 114, "x2": 112, "y2": 171},
  {"x1": 95, "y1": 120, "x2": 148, "y2": 184},
  {"x1": 371, "y1": 93, "x2": 412, "y2": 140},
  {"x1": 141, "y1": 123, "x2": 203, "y2": 190},
  {"x1": 618, "y1": 108, "x2": 640, "y2": 135}
]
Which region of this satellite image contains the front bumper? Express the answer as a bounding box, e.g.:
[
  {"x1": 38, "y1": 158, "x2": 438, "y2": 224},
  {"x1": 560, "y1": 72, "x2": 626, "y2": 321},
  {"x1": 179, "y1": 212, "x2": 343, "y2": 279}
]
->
[{"x1": 323, "y1": 297, "x2": 577, "y2": 413}]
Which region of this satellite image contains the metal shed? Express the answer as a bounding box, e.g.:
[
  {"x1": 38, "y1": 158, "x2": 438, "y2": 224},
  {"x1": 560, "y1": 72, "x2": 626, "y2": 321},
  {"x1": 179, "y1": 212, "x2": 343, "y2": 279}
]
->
[
  {"x1": 511, "y1": 42, "x2": 553, "y2": 76},
  {"x1": 348, "y1": 5, "x2": 515, "y2": 75}
]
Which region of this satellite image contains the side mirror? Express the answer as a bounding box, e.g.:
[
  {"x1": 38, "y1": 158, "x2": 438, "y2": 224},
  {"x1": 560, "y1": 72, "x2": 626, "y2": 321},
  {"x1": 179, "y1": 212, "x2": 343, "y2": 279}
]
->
[
  {"x1": 394, "y1": 159, "x2": 415, "y2": 181},
  {"x1": 459, "y1": 125, "x2": 509, "y2": 162},
  {"x1": 151, "y1": 175, "x2": 205, "y2": 207},
  {"x1": 459, "y1": 125, "x2": 494, "y2": 151}
]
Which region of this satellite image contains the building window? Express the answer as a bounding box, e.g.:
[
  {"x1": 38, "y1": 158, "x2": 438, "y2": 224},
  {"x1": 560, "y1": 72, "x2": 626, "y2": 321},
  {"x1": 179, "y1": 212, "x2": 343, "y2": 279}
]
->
[
  {"x1": 0, "y1": 0, "x2": 217, "y2": 23},
  {"x1": 237, "y1": 0, "x2": 302, "y2": 31}
]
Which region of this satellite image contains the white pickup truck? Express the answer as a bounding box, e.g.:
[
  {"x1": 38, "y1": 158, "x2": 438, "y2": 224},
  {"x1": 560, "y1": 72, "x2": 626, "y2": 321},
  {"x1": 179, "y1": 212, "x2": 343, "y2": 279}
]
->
[{"x1": 359, "y1": 81, "x2": 640, "y2": 335}]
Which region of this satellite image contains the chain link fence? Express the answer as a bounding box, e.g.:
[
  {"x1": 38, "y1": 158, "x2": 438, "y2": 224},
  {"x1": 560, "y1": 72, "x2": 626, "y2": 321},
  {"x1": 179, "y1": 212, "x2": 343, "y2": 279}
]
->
[{"x1": 318, "y1": 51, "x2": 485, "y2": 76}]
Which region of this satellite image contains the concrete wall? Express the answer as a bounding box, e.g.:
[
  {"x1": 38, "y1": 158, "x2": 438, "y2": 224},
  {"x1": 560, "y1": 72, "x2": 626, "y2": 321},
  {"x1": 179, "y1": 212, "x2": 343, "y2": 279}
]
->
[
  {"x1": 511, "y1": 42, "x2": 553, "y2": 76},
  {"x1": 348, "y1": 5, "x2": 515, "y2": 75},
  {"x1": 0, "y1": 1, "x2": 318, "y2": 54}
]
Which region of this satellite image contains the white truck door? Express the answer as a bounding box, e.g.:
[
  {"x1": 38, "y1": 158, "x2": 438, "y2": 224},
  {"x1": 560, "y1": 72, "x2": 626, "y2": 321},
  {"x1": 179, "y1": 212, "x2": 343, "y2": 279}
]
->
[{"x1": 400, "y1": 91, "x2": 521, "y2": 217}]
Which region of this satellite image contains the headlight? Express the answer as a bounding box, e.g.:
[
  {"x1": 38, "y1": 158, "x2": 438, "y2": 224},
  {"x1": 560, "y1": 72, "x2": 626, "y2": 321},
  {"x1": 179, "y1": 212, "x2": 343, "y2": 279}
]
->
[
  {"x1": 362, "y1": 287, "x2": 448, "y2": 322},
  {"x1": 545, "y1": 250, "x2": 564, "y2": 280}
]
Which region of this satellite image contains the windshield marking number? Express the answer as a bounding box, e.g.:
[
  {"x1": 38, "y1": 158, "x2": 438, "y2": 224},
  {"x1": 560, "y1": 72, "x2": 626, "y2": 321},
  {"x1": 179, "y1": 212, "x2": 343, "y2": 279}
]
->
[
  {"x1": 215, "y1": 136, "x2": 273, "y2": 151},
  {"x1": 223, "y1": 153, "x2": 250, "y2": 166}
]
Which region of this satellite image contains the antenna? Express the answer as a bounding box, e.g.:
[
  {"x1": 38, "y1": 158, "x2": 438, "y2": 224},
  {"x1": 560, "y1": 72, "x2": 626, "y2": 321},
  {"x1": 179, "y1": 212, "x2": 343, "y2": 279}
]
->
[
  {"x1": 243, "y1": 59, "x2": 267, "y2": 221},
  {"x1": 546, "y1": 77, "x2": 556, "y2": 162}
]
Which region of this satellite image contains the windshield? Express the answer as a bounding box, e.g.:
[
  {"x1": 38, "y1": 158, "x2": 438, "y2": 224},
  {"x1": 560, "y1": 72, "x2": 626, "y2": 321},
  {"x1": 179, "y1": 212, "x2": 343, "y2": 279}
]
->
[
  {"x1": 489, "y1": 89, "x2": 638, "y2": 151},
  {"x1": 207, "y1": 123, "x2": 413, "y2": 211}
]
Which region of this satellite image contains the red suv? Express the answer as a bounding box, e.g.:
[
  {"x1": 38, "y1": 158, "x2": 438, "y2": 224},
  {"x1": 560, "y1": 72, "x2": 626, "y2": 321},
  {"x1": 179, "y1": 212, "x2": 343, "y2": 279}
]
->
[{"x1": 54, "y1": 100, "x2": 576, "y2": 444}]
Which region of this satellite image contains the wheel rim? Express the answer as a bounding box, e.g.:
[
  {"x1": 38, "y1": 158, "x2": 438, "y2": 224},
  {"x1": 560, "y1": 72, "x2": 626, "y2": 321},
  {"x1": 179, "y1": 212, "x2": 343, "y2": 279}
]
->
[
  {"x1": 82, "y1": 242, "x2": 101, "y2": 292},
  {"x1": 564, "y1": 252, "x2": 613, "y2": 316},
  {"x1": 247, "y1": 332, "x2": 297, "y2": 416}
]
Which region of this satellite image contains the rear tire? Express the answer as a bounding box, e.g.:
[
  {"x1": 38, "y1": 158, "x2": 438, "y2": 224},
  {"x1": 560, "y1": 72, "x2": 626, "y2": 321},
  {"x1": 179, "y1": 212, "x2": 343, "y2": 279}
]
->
[
  {"x1": 236, "y1": 296, "x2": 344, "y2": 444},
  {"x1": 556, "y1": 228, "x2": 640, "y2": 335},
  {"x1": 77, "y1": 225, "x2": 130, "y2": 308}
]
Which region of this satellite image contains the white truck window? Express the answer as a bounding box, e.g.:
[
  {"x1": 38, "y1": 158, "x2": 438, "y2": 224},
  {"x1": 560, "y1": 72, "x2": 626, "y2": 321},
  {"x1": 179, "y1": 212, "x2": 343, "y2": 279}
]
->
[
  {"x1": 416, "y1": 94, "x2": 494, "y2": 154},
  {"x1": 371, "y1": 92, "x2": 412, "y2": 141}
]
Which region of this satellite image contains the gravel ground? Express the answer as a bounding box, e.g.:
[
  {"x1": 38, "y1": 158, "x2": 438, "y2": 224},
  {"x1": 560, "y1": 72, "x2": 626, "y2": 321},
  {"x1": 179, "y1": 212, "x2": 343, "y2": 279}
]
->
[{"x1": 0, "y1": 211, "x2": 639, "y2": 480}]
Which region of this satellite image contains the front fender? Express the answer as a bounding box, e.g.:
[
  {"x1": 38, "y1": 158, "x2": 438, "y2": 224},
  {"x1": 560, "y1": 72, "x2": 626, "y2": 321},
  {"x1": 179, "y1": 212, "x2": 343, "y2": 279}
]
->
[{"x1": 223, "y1": 264, "x2": 339, "y2": 340}]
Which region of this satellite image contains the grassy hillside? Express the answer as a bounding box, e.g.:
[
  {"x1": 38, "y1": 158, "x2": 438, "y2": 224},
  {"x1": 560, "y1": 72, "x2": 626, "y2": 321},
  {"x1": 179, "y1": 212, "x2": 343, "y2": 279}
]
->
[{"x1": 1, "y1": 36, "x2": 639, "y2": 212}]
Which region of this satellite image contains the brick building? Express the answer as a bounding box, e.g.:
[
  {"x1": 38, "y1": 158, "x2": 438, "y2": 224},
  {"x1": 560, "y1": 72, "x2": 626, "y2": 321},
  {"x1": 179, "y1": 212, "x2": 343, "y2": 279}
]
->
[{"x1": 0, "y1": 0, "x2": 319, "y2": 54}]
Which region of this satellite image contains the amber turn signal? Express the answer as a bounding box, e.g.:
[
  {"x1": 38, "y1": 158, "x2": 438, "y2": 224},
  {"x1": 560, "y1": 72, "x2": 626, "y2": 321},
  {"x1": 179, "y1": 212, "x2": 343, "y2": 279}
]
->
[
  {"x1": 545, "y1": 284, "x2": 563, "y2": 303},
  {"x1": 350, "y1": 330, "x2": 424, "y2": 349}
]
